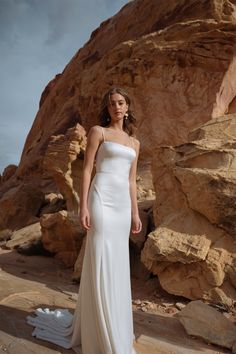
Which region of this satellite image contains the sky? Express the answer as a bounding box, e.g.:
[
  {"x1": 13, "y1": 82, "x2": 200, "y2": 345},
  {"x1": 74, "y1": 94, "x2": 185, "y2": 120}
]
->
[{"x1": 0, "y1": 0, "x2": 129, "y2": 174}]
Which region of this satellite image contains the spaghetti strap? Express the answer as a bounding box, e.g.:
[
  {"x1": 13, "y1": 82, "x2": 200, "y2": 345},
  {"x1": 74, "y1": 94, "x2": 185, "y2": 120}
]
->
[{"x1": 101, "y1": 126, "x2": 105, "y2": 142}]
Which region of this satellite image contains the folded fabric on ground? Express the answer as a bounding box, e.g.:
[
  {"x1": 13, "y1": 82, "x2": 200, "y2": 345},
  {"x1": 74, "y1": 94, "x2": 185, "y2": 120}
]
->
[{"x1": 27, "y1": 308, "x2": 74, "y2": 349}]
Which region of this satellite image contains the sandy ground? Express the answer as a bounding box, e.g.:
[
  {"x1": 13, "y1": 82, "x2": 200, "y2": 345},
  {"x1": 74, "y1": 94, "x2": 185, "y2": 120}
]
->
[{"x1": 0, "y1": 248, "x2": 232, "y2": 354}]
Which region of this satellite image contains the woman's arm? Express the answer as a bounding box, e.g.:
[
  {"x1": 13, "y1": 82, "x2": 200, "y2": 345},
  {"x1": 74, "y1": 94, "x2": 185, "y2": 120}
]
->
[
  {"x1": 129, "y1": 139, "x2": 142, "y2": 233},
  {"x1": 79, "y1": 125, "x2": 102, "y2": 229}
]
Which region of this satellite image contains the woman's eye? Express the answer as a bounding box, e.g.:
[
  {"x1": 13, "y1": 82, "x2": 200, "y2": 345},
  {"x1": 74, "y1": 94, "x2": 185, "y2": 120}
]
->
[{"x1": 109, "y1": 101, "x2": 125, "y2": 107}]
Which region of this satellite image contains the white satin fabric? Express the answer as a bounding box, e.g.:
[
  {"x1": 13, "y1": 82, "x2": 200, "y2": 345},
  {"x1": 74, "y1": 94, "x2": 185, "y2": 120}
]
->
[{"x1": 27, "y1": 139, "x2": 137, "y2": 354}]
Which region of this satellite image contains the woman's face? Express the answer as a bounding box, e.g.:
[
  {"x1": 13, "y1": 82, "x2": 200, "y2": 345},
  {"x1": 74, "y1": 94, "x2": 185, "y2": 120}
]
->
[{"x1": 107, "y1": 93, "x2": 129, "y2": 122}]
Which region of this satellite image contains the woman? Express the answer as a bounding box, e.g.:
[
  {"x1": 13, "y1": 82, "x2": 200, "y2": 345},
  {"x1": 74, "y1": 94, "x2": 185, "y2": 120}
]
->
[{"x1": 27, "y1": 87, "x2": 142, "y2": 354}]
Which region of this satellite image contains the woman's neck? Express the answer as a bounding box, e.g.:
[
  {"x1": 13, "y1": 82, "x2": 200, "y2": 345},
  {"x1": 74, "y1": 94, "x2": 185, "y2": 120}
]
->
[{"x1": 106, "y1": 126, "x2": 125, "y2": 132}]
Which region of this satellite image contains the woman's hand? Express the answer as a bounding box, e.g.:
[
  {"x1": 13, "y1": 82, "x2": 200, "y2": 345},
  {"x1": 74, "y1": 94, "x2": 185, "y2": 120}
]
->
[
  {"x1": 131, "y1": 213, "x2": 142, "y2": 233},
  {"x1": 80, "y1": 207, "x2": 91, "y2": 230}
]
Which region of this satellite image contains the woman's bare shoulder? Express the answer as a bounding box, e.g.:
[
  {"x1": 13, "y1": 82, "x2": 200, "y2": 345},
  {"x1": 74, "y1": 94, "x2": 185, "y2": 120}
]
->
[
  {"x1": 132, "y1": 137, "x2": 140, "y2": 148},
  {"x1": 88, "y1": 125, "x2": 102, "y2": 133},
  {"x1": 87, "y1": 125, "x2": 103, "y2": 139}
]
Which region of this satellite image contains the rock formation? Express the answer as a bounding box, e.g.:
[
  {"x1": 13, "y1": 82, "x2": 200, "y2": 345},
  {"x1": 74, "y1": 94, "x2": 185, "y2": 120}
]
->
[
  {"x1": 40, "y1": 210, "x2": 84, "y2": 267},
  {"x1": 0, "y1": 184, "x2": 43, "y2": 231},
  {"x1": 43, "y1": 123, "x2": 86, "y2": 212},
  {"x1": 141, "y1": 114, "x2": 236, "y2": 305},
  {"x1": 177, "y1": 300, "x2": 236, "y2": 350},
  {"x1": 6, "y1": 222, "x2": 42, "y2": 250},
  {"x1": 1, "y1": 165, "x2": 17, "y2": 184},
  {"x1": 0, "y1": 0, "x2": 236, "y2": 305},
  {"x1": 1, "y1": 0, "x2": 236, "y2": 189}
]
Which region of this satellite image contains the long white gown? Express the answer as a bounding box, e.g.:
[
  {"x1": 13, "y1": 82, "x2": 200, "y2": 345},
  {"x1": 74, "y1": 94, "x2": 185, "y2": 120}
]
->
[{"x1": 27, "y1": 127, "x2": 137, "y2": 354}]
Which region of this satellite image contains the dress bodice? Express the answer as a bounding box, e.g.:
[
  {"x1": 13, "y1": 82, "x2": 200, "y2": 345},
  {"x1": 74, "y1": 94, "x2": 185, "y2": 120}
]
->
[{"x1": 95, "y1": 140, "x2": 136, "y2": 177}]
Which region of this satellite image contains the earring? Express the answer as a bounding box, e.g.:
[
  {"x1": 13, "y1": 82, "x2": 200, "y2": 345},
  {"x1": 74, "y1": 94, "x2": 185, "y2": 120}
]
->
[{"x1": 124, "y1": 113, "x2": 128, "y2": 119}]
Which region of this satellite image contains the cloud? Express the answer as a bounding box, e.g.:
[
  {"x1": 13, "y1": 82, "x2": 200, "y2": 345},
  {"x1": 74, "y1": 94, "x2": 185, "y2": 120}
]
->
[{"x1": 0, "y1": 0, "x2": 128, "y2": 174}]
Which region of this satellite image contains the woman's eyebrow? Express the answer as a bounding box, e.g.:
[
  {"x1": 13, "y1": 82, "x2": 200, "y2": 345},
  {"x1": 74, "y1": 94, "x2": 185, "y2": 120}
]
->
[{"x1": 110, "y1": 99, "x2": 125, "y2": 103}]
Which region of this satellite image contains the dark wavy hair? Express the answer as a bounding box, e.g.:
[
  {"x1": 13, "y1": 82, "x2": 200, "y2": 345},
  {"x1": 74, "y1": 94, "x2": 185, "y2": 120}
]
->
[{"x1": 98, "y1": 87, "x2": 137, "y2": 136}]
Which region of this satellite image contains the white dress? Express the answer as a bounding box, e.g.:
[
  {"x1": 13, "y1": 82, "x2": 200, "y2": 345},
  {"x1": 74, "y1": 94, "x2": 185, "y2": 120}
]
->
[{"x1": 27, "y1": 126, "x2": 137, "y2": 354}]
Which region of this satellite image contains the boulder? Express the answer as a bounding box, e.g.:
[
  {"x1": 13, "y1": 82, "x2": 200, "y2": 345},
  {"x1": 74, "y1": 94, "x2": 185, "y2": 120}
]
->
[
  {"x1": 177, "y1": 300, "x2": 236, "y2": 350},
  {"x1": 5, "y1": 222, "x2": 42, "y2": 250},
  {"x1": 1, "y1": 165, "x2": 17, "y2": 183},
  {"x1": 0, "y1": 184, "x2": 44, "y2": 231},
  {"x1": 0, "y1": 229, "x2": 12, "y2": 244},
  {"x1": 40, "y1": 210, "x2": 84, "y2": 267},
  {"x1": 39, "y1": 193, "x2": 66, "y2": 216}
]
